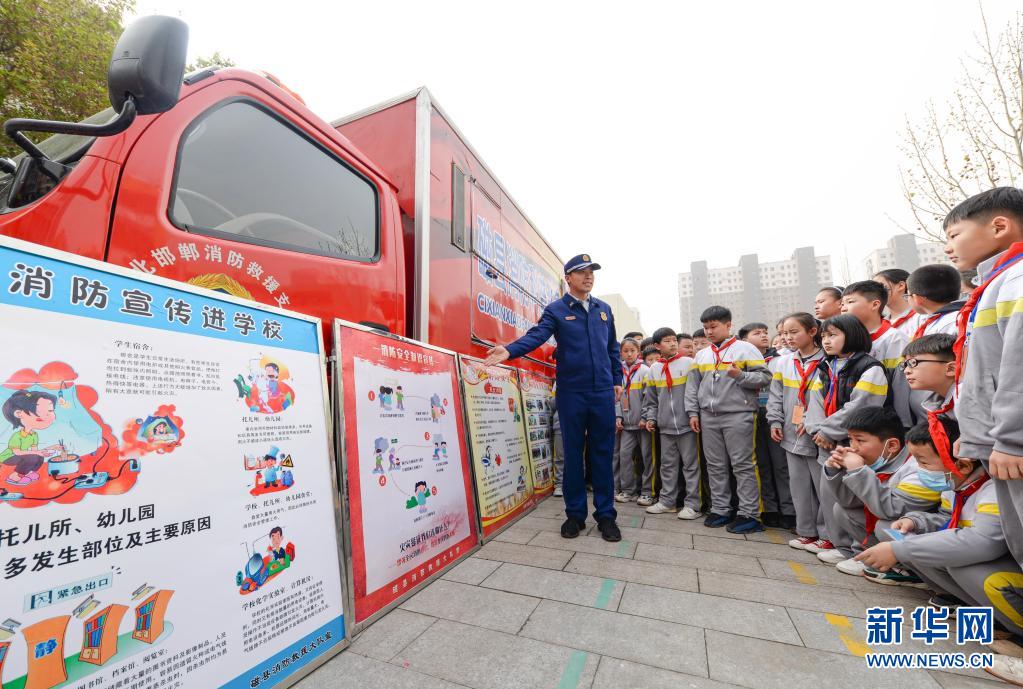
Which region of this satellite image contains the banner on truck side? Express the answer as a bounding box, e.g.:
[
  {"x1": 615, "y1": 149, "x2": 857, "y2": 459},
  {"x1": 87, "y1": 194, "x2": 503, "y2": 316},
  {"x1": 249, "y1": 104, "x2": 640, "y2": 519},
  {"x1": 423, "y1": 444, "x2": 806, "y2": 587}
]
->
[
  {"x1": 457, "y1": 356, "x2": 535, "y2": 540},
  {"x1": 334, "y1": 323, "x2": 479, "y2": 630},
  {"x1": 518, "y1": 371, "x2": 555, "y2": 496},
  {"x1": 0, "y1": 237, "x2": 347, "y2": 689}
]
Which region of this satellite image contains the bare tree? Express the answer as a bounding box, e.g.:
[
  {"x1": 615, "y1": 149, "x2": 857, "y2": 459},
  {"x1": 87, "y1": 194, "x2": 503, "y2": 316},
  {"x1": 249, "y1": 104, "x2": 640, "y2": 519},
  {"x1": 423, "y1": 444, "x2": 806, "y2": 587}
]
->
[{"x1": 897, "y1": 5, "x2": 1023, "y2": 242}]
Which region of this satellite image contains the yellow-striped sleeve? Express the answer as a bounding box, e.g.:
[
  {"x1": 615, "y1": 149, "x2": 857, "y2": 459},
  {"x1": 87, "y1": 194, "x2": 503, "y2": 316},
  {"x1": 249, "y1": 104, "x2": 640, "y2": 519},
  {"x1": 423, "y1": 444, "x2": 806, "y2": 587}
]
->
[{"x1": 895, "y1": 482, "x2": 941, "y2": 502}]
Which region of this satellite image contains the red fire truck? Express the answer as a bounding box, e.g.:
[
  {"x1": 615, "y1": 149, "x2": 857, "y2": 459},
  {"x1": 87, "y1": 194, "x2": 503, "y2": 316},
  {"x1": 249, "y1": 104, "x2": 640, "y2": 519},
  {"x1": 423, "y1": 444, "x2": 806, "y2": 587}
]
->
[{"x1": 0, "y1": 16, "x2": 561, "y2": 372}]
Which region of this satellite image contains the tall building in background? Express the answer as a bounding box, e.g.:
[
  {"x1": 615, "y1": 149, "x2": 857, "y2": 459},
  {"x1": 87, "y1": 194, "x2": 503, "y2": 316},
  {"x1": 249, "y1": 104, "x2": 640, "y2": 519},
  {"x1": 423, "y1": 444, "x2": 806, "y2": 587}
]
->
[
  {"x1": 863, "y1": 234, "x2": 951, "y2": 276},
  {"x1": 678, "y1": 247, "x2": 832, "y2": 331},
  {"x1": 597, "y1": 293, "x2": 644, "y2": 336}
]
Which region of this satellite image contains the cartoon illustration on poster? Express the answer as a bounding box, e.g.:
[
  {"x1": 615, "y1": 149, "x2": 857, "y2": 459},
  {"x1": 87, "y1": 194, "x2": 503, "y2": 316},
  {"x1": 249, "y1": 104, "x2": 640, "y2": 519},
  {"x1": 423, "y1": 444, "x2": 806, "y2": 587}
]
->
[
  {"x1": 0, "y1": 238, "x2": 346, "y2": 689},
  {"x1": 459, "y1": 357, "x2": 535, "y2": 538},
  {"x1": 519, "y1": 371, "x2": 555, "y2": 495},
  {"x1": 338, "y1": 325, "x2": 479, "y2": 624}
]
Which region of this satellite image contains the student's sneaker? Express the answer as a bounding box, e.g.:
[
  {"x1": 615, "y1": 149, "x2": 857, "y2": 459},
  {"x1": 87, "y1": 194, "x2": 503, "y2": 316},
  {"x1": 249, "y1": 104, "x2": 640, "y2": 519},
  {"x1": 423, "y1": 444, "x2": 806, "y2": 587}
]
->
[
  {"x1": 553, "y1": 486, "x2": 563, "y2": 497},
  {"x1": 727, "y1": 516, "x2": 765, "y2": 534},
  {"x1": 817, "y1": 549, "x2": 846, "y2": 564},
  {"x1": 636, "y1": 495, "x2": 655, "y2": 507},
  {"x1": 614, "y1": 492, "x2": 632, "y2": 503},
  {"x1": 781, "y1": 514, "x2": 798, "y2": 530},
  {"x1": 704, "y1": 512, "x2": 734, "y2": 528},
  {"x1": 761, "y1": 511, "x2": 782, "y2": 528},
  {"x1": 804, "y1": 539, "x2": 835, "y2": 554},
  {"x1": 677, "y1": 506, "x2": 702, "y2": 520},
  {"x1": 929, "y1": 593, "x2": 967, "y2": 609},
  {"x1": 862, "y1": 565, "x2": 927, "y2": 588},
  {"x1": 836, "y1": 558, "x2": 867, "y2": 576},
  {"x1": 646, "y1": 502, "x2": 674, "y2": 515},
  {"x1": 986, "y1": 654, "x2": 1023, "y2": 685},
  {"x1": 788, "y1": 536, "x2": 818, "y2": 551}
]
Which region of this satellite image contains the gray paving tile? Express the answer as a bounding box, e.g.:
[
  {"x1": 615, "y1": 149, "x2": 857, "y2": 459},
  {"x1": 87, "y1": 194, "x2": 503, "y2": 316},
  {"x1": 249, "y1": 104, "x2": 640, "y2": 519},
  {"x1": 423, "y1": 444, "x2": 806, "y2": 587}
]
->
[
  {"x1": 757, "y1": 556, "x2": 883, "y2": 591},
  {"x1": 302, "y1": 649, "x2": 468, "y2": 689},
  {"x1": 745, "y1": 529, "x2": 800, "y2": 546},
  {"x1": 697, "y1": 569, "x2": 865, "y2": 616},
  {"x1": 528, "y1": 530, "x2": 638, "y2": 558},
  {"x1": 618, "y1": 581, "x2": 801, "y2": 645},
  {"x1": 480, "y1": 562, "x2": 625, "y2": 610},
  {"x1": 643, "y1": 518, "x2": 746, "y2": 540},
  {"x1": 395, "y1": 618, "x2": 599, "y2": 689},
  {"x1": 588, "y1": 524, "x2": 694, "y2": 549},
  {"x1": 635, "y1": 542, "x2": 765, "y2": 577},
  {"x1": 519, "y1": 599, "x2": 708, "y2": 676},
  {"x1": 441, "y1": 557, "x2": 502, "y2": 585},
  {"x1": 930, "y1": 670, "x2": 1007, "y2": 688},
  {"x1": 399, "y1": 579, "x2": 540, "y2": 634},
  {"x1": 349, "y1": 609, "x2": 437, "y2": 662},
  {"x1": 492, "y1": 527, "x2": 539, "y2": 544},
  {"x1": 694, "y1": 534, "x2": 802, "y2": 561},
  {"x1": 852, "y1": 584, "x2": 933, "y2": 611},
  {"x1": 565, "y1": 552, "x2": 700, "y2": 593},
  {"x1": 511, "y1": 514, "x2": 567, "y2": 533},
  {"x1": 474, "y1": 540, "x2": 573, "y2": 570},
  {"x1": 705, "y1": 629, "x2": 943, "y2": 689},
  {"x1": 592, "y1": 656, "x2": 744, "y2": 689}
]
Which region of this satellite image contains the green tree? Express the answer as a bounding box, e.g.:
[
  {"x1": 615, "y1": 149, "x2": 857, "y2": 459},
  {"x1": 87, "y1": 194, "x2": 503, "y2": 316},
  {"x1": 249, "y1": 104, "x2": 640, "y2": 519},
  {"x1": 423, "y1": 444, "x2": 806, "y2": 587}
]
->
[
  {"x1": 0, "y1": 0, "x2": 134, "y2": 158},
  {"x1": 186, "y1": 51, "x2": 235, "y2": 73}
]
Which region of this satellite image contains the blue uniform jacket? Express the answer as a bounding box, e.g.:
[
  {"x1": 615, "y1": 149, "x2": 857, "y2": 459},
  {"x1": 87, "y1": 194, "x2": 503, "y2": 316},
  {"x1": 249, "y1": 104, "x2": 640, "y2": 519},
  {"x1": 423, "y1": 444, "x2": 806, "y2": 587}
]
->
[{"x1": 505, "y1": 294, "x2": 621, "y2": 392}]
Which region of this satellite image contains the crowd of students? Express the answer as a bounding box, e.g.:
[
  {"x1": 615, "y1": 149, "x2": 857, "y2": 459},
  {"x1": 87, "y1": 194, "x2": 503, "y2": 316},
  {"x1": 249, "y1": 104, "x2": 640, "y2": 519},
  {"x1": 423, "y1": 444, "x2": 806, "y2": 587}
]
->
[{"x1": 547, "y1": 187, "x2": 1023, "y2": 681}]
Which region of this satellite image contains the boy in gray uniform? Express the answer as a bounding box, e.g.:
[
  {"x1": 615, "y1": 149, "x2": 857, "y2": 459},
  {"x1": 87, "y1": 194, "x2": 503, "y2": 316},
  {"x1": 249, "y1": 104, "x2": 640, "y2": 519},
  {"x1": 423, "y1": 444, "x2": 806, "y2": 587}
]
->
[
  {"x1": 822, "y1": 408, "x2": 940, "y2": 575},
  {"x1": 643, "y1": 327, "x2": 700, "y2": 519},
  {"x1": 686, "y1": 306, "x2": 772, "y2": 534}
]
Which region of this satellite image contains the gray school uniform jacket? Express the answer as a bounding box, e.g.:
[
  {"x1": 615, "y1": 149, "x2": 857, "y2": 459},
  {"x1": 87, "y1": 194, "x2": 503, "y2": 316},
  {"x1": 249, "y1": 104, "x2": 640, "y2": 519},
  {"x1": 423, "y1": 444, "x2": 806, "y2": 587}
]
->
[
  {"x1": 643, "y1": 355, "x2": 694, "y2": 435},
  {"x1": 803, "y1": 357, "x2": 889, "y2": 445},
  {"x1": 892, "y1": 477, "x2": 1007, "y2": 568},
  {"x1": 685, "y1": 339, "x2": 771, "y2": 416},
  {"x1": 767, "y1": 349, "x2": 826, "y2": 456},
  {"x1": 616, "y1": 361, "x2": 651, "y2": 430},
  {"x1": 958, "y1": 249, "x2": 1023, "y2": 463},
  {"x1": 824, "y1": 446, "x2": 941, "y2": 517},
  {"x1": 870, "y1": 324, "x2": 913, "y2": 428}
]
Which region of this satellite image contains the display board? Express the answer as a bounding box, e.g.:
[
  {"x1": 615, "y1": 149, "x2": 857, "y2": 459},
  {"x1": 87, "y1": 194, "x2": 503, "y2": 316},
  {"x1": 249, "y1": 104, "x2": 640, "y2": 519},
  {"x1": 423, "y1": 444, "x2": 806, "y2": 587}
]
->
[
  {"x1": 518, "y1": 371, "x2": 555, "y2": 496},
  {"x1": 0, "y1": 236, "x2": 347, "y2": 689},
  {"x1": 457, "y1": 356, "x2": 535, "y2": 540},
  {"x1": 335, "y1": 323, "x2": 479, "y2": 631}
]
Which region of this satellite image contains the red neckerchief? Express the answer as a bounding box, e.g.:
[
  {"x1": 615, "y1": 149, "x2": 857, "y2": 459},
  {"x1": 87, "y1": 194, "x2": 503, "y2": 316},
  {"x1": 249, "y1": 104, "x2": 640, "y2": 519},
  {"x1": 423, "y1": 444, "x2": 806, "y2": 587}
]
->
[
  {"x1": 891, "y1": 310, "x2": 915, "y2": 329},
  {"x1": 823, "y1": 358, "x2": 842, "y2": 416},
  {"x1": 954, "y1": 243, "x2": 1023, "y2": 389},
  {"x1": 912, "y1": 313, "x2": 942, "y2": 341},
  {"x1": 927, "y1": 394, "x2": 960, "y2": 478},
  {"x1": 862, "y1": 470, "x2": 895, "y2": 546},
  {"x1": 711, "y1": 337, "x2": 737, "y2": 367},
  {"x1": 794, "y1": 351, "x2": 822, "y2": 407},
  {"x1": 622, "y1": 360, "x2": 643, "y2": 409},
  {"x1": 659, "y1": 353, "x2": 685, "y2": 389},
  {"x1": 946, "y1": 475, "x2": 990, "y2": 529},
  {"x1": 870, "y1": 320, "x2": 892, "y2": 342}
]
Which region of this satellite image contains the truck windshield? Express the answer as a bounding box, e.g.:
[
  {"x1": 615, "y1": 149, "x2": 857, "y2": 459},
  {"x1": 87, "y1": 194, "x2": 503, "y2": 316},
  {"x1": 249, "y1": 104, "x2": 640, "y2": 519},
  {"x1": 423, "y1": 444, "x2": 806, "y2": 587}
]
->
[{"x1": 0, "y1": 107, "x2": 115, "y2": 198}]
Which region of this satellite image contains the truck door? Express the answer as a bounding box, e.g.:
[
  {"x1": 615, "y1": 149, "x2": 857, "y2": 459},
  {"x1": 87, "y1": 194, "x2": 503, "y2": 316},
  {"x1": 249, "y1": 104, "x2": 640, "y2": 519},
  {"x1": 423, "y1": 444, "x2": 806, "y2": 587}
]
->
[{"x1": 106, "y1": 78, "x2": 403, "y2": 337}]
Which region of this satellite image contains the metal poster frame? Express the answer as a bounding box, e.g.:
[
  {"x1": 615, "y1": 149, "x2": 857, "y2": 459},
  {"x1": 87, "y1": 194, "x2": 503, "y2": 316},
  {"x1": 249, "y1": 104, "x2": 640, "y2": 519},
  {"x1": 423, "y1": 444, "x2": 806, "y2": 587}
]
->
[{"x1": 332, "y1": 320, "x2": 481, "y2": 636}]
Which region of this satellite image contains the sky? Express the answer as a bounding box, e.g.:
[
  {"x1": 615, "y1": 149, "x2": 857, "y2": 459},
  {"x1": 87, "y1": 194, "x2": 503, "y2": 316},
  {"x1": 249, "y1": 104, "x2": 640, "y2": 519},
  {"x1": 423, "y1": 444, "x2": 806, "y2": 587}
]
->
[{"x1": 131, "y1": 0, "x2": 1021, "y2": 332}]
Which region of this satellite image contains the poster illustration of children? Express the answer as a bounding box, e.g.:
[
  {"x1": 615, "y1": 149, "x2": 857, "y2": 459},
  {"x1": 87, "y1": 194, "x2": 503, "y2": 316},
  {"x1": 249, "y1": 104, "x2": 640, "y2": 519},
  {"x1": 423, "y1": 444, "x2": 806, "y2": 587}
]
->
[
  {"x1": 2, "y1": 390, "x2": 61, "y2": 486},
  {"x1": 396, "y1": 386, "x2": 404, "y2": 410}
]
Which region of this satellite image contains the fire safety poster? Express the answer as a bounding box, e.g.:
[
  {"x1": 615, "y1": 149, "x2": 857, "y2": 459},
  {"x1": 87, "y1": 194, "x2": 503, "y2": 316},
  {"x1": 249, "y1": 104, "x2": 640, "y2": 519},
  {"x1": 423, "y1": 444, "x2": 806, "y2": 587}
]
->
[
  {"x1": 457, "y1": 357, "x2": 535, "y2": 540},
  {"x1": 518, "y1": 371, "x2": 555, "y2": 496},
  {"x1": 0, "y1": 236, "x2": 347, "y2": 689},
  {"x1": 335, "y1": 323, "x2": 479, "y2": 627}
]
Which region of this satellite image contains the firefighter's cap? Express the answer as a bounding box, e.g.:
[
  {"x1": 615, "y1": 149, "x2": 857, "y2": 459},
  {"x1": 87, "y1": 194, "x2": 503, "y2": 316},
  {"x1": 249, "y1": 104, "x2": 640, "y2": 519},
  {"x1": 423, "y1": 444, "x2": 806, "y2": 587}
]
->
[{"x1": 564, "y1": 254, "x2": 601, "y2": 274}]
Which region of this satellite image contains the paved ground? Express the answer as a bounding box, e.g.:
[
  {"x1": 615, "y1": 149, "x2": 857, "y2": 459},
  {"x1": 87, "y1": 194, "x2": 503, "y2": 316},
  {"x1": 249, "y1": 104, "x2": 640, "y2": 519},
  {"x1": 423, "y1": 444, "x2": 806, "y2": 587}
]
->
[{"x1": 298, "y1": 496, "x2": 1004, "y2": 689}]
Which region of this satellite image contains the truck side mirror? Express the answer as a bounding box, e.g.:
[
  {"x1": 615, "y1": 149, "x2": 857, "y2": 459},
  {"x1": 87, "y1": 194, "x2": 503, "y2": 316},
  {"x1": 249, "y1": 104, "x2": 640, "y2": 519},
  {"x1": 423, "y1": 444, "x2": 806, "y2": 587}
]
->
[{"x1": 108, "y1": 15, "x2": 189, "y2": 116}]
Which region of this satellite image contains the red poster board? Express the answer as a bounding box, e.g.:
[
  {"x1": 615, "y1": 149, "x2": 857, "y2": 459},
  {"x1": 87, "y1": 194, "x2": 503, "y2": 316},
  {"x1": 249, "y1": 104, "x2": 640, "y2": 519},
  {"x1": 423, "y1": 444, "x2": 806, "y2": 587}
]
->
[{"x1": 336, "y1": 323, "x2": 479, "y2": 628}]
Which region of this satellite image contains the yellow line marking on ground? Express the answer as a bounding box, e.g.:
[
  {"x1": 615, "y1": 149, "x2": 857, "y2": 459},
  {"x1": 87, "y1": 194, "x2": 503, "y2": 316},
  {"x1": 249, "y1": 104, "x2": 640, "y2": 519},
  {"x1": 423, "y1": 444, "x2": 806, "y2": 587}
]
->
[
  {"x1": 765, "y1": 530, "x2": 787, "y2": 545},
  {"x1": 788, "y1": 561, "x2": 817, "y2": 585},
  {"x1": 826, "y1": 613, "x2": 871, "y2": 657}
]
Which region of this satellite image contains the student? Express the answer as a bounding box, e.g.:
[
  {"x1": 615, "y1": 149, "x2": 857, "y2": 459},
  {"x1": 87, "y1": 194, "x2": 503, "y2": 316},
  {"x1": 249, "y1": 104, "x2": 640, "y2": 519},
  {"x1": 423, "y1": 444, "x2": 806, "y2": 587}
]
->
[
  {"x1": 769, "y1": 313, "x2": 831, "y2": 551},
  {"x1": 741, "y1": 321, "x2": 794, "y2": 529},
  {"x1": 906, "y1": 264, "x2": 966, "y2": 339},
  {"x1": 841, "y1": 280, "x2": 912, "y2": 427},
  {"x1": 622, "y1": 331, "x2": 644, "y2": 343},
  {"x1": 959, "y1": 268, "x2": 978, "y2": 301},
  {"x1": 803, "y1": 315, "x2": 889, "y2": 558},
  {"x1": 691, "y1": 329, "x2": 711, "y2": 353},
  {"x1": 902, "y1": 334, "x2": 956, "y2": 423},
  {"x1": 676, "y1": 332, "x2": 696, "y2": 358},
  {"x1": 874, "y1": 268, "x2": 919, "y2": 339},
  {"x1": 642, "y1": 345, "x2": 659, "y2": 368},
  {"x1": 641, "y1": 328, "x2": 698, "y2": 516},
  {"x1": 615, "y1": 338, "x2": 651, "y2": 503},
  {"x1": 685, "y1": 306, "x2": 772, "y2": 533},
  {"x1": 814, "y1": 287, "x2": 844, "y2": 321},
  {"x1": 821, "y1": 408, "x2": 939, "y2": 575}
]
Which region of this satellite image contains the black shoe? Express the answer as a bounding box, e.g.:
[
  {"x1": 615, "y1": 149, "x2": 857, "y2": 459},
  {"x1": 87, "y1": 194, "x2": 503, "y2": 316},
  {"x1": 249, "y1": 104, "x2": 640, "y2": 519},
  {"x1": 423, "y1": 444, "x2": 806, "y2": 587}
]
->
[
  {"x1": 597, "y1": 518, "x2": 621, "y2": 542},
  {"x1": 727, "y1": 516, "x2": 765, "y2": 534},
  {"x1": 561, "y1": 517, "x2": 585, "y2": 539},
  {"x1": 781, "y1": 514, "x2": 797, "y2": 530},
  {"x1": 704, "y1": 512, "x2": 734, "y2": 528},
  {"x1": 761, "y1": 511, "x2": 782, "y2": 528},
  {"x1": 928, "y1": 593, "x2": 967, "y2": 609}
]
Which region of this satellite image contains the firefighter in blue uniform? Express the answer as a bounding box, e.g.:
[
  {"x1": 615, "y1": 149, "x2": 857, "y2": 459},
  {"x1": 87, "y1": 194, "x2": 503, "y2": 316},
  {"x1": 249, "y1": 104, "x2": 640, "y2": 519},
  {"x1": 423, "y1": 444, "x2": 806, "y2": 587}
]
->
[{"x1": 485, "y1": 254, "x2": 623, "y2": 541}]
